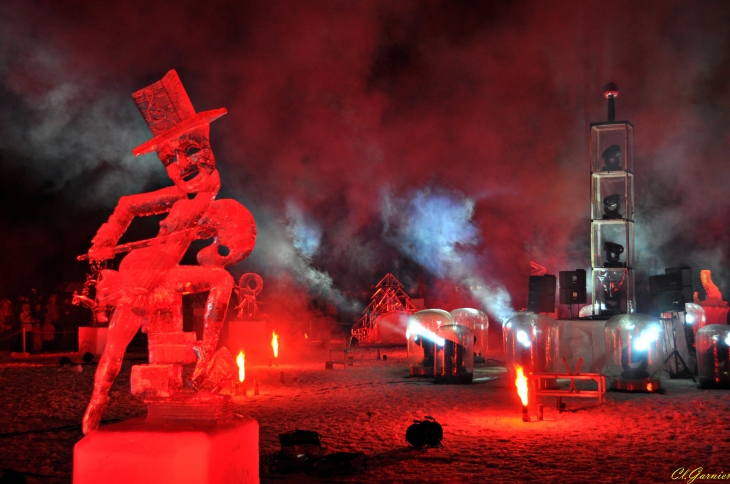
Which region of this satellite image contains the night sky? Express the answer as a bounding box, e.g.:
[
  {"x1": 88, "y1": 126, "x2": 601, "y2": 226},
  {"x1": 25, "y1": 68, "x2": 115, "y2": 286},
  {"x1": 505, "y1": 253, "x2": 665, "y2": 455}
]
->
[{"x1": 1, "y1": 0, "x2": 729, "y2": 320}]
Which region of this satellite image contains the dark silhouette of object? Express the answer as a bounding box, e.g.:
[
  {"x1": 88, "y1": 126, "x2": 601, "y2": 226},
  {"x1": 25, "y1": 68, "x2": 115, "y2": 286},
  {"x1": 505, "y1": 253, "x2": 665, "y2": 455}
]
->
[
  {"x1": 0, "y1": 469, "x2": 27, "y2": 484},
  {"x1": 527, "y1": 274, "x2": 556, "y2": 313},
  {"x1": 278, "y1": 429, "x2": 323, "y2": 459},
  {"x1": 559, "y1": 270, "x2": 587, "y2": 317},
  {"x1": 310, "y1": 451, "x2": 366, "y2": 478},
  {"x1": 415, "y1": 336, "x2": 434, "y2": 369},
  {"x1": 604, "y1": 82, "x2": 619, "y2": 121},
  {"x1": 598, "y1": 271, "x2": 627, "y2": 315},
  {"x1": 603, "y1": 242, "x2": 625, "y2": 268},
  {"x1": 620, "y1": 344, "x2": 649, "y2": 380},
  {"x1": 603, "y1": 194, "x2": 622, "y2": 219},
  {"x1": 601, "y1": 145, "x2": 622, "y2": 171},
  {"x1": 406, "y1": 416, "x2": 443, "y2": 449}
]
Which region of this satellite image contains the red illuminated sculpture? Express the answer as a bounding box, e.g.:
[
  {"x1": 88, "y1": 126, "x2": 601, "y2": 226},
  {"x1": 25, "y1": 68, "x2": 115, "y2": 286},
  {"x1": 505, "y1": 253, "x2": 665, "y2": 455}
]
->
[
  {"x1": 80, "y1": 70, "x2": 256, "y2": 434},
  {"x1": 699, "y1": 269, "x2": 728, "y2": 326}
]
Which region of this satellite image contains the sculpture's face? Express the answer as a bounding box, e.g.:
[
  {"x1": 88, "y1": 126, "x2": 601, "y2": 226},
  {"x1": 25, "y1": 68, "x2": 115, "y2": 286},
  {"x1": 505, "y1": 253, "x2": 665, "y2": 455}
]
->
[{"x1": 157, "y1": 126, "x2": 220, "y2": 194}]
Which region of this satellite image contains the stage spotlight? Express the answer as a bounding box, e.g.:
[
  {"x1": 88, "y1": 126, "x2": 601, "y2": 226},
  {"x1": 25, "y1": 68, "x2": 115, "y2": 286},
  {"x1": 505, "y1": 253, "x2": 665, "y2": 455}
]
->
[
  {"x1": 602, "y1": 242, "x2": 625, "y2": 268},
  {"x1": 516, "y1": 330, "x2": 531, "y2": 347},
  {"x1": 405, "y1": 416, "x2": 443, "y2": 449},
  {"x1": 602, "y1": 194, "x2": 622, "y2": 219},
  {"x1": 596, "y1": 270, "x2": 626, "y2": 314},
  {"x1": 601, "y1": 144, "x2": 622, "y2": 171},
  {"x1": 605, "y1": 314, "x2": 664, "y2": 392}
]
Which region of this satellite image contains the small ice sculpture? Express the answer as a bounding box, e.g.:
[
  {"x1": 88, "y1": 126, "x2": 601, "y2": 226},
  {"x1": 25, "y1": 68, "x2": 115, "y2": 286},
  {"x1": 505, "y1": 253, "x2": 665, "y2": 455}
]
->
[
  {"x1": 80, "y1": 70, "x2": 256, "y2": 434},
  {"x1": 604, "y1": 314, "x2": 664, "y2": 392},
  {"x1": 234, "y1": 273, "x2": 264, "y2": 320},
  {"x1": 450, "y1": 308, "x2": 489, "y2": 359},
  {"x1": 696, "y1": 324, "x2": 730, "y2": 389},
  {"x1": 699, "y1": 270, "x2": 729, "y2": 325},
  {"x1": 406, "y1": 309, "x2": 453, "y2": 377}
]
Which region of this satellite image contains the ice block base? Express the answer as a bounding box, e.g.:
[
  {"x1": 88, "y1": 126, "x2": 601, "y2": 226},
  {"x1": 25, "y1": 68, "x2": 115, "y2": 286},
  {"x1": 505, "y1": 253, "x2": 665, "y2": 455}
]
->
[
  {"x1": 145, "y1": 392, "x2": 234, "y2": 422},
  {"x1": 73, "y1": 416, "x2": 259, "y2": 484}
]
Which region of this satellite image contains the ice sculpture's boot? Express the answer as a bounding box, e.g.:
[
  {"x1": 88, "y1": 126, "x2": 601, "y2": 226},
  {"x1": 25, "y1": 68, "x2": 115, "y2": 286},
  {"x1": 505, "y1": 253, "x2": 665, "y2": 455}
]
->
[{"x1": 82, "y1": 393, "x2": 110, "y2": 435}]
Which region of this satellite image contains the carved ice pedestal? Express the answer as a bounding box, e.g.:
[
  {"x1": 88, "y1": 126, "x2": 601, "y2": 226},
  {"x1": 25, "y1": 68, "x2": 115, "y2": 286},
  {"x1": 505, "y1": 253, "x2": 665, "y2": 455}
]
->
[{"x1": 73, "y1": 417, "x2": 259, "y2": 484}]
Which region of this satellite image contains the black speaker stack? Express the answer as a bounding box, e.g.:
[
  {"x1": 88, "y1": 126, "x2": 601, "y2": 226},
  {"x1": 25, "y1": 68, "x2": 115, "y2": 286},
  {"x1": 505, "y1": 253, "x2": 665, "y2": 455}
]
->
[
  {"x1": 649, "y1": 267, "x2": 691, "y2": 313},
  {"x1": 527, "y1": 275, "x2": 556, "y2": 313},
  {"x1": 559, "y1": 270, "x2": 587, "y2": 305}
]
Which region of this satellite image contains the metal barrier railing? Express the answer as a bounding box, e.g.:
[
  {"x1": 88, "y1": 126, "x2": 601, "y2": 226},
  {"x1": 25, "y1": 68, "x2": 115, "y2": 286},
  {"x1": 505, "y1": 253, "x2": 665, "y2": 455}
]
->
[
  {"x1": 531, "y1": 357, "x2": 606, "y2": 412},
  {"x1": 0, "y1": 328, "x2": 79, "y2": 354}
]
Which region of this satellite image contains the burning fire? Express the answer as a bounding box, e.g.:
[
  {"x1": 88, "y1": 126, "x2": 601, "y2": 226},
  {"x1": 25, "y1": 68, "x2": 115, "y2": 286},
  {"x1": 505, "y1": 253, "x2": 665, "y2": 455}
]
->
[
  {"x1": 514, "y1": 365, "x2": 529, "y2": 406},
  {"x1": 271, "y1": 331, "x2": 279, "y2": 358},
  {"x1": 236, "y1": 351, "x2": 245, "y2": 383}
]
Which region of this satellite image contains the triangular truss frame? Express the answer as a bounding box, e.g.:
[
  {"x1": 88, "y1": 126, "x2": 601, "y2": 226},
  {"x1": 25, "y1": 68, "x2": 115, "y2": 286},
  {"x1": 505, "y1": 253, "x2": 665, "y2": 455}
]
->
[{"x1": 351, "y1": 273, "x2": 417, "y2": 343}]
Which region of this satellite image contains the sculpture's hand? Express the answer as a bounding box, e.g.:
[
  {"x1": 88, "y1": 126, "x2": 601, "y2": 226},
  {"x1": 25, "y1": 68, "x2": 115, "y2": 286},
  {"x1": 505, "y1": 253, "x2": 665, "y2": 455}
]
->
[{"x1": 88, "y1": 245, "x2": 116, "y2": 263}]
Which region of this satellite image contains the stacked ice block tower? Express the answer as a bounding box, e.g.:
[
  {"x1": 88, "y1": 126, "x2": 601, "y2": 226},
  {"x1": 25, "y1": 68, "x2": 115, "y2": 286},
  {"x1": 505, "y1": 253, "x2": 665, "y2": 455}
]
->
[{"x1": 590, "y1": 83, "x2": 636, "y2": 316}]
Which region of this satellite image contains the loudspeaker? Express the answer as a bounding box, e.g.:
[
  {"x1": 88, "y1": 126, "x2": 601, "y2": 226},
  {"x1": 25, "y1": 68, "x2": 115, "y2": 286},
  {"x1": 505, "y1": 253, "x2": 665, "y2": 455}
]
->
[
  {"x1": 559, "y1": 270, "x2": 587, "y2": 305},
  {"x1": 649, "y1": 272, "x2": 684, "y2": 313},
  {"x1": 665, "y1": 267, "x2": 693, "y2": 305},
  {"x1": 527, "y1": 274, "x2": 556, "y2": 313}
]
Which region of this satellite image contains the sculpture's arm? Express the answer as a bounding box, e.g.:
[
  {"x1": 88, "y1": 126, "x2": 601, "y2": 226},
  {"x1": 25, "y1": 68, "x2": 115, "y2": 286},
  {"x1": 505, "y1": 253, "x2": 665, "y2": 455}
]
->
[{"x1": 89, "y1": 186, "x2": 185, "y2": 261}]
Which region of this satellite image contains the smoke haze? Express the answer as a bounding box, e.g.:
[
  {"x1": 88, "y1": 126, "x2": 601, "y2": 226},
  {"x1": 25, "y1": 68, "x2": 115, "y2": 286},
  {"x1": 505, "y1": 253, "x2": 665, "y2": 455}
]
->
[{"x1": 1, "y1": 0, "x2": 730, "y2": 320}]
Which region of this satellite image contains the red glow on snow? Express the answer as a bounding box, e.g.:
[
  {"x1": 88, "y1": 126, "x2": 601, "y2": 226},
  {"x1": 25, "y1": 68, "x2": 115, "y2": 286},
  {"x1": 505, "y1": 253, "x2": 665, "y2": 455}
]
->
[
  {"x1": 271, "y1": 331, "x2": 279, "y2": 358},
  {"x1": 515, "y1": 365, "x2": 529, "y2": 406},
  {"x1": 236, "y1": 351, "x2": 245, "y2": 382}
]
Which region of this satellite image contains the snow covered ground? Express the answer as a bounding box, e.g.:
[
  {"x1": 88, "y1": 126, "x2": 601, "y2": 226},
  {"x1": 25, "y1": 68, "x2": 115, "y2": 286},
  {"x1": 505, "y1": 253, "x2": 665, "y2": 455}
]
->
[{"x1": 0, "y1": 343, "x2": 728, "y2": 483}]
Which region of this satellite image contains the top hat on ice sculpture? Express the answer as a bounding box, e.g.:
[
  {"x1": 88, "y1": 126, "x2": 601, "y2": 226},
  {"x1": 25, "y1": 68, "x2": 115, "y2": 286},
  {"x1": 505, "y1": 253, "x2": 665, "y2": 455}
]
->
[{"x1": 131, "y1": 69, "x2": 227, "y2": 156}]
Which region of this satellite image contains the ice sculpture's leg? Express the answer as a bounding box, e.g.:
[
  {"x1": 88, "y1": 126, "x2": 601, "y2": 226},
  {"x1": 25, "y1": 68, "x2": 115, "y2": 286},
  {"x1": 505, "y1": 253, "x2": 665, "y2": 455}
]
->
[
  {"x1": 167, "y1": 266, "x2": 233, "y2": 387},
  {"x1": 82, "y1": 306, "x2": 142, "y2": 435}
]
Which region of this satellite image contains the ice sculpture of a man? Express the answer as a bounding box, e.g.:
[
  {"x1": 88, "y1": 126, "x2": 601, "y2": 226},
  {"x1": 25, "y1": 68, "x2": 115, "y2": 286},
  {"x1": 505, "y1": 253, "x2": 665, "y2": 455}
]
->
[{"x1": 81, "y1": 70, "x2": 256, "y2": 434}]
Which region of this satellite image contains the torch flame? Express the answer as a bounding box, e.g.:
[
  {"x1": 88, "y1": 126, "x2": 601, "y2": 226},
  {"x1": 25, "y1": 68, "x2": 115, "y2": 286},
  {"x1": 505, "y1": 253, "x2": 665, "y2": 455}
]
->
[
  {"x1": 271, "y1": 331, "x2": 279, "y2": 358},
  {"x1": 515, "y1": 365, "x2": 529, "y2": 406},
  {"x1": 236, "y1": 351, "x2": 245, "y2": 383}
]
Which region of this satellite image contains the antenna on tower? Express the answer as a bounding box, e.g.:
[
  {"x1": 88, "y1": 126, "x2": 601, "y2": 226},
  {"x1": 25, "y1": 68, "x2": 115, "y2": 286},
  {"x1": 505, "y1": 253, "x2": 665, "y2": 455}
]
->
[{"x1": 604, "y1": 82, "x2": 619, "y2": 122}]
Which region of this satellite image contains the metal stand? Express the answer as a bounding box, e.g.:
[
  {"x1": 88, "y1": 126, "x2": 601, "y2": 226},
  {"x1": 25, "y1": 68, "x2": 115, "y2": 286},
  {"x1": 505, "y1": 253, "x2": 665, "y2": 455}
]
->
[
  {"x1": 662, "y1": 314, "x2": 695, "y2": 381},
  {"x1": 532, "y1": 358, "x2": 606, "y2": 412}
]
